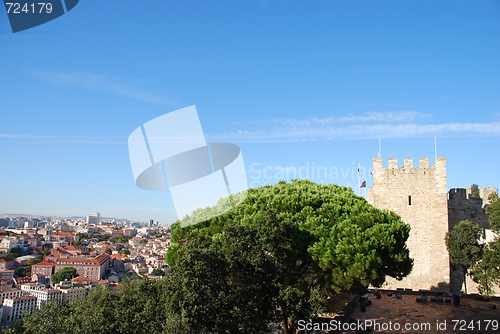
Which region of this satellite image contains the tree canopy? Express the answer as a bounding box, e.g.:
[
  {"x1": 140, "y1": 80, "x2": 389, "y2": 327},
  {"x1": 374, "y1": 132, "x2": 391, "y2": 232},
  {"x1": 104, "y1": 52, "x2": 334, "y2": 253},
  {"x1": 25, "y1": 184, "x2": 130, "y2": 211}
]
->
[
  {"x1": 118, "y1": 248, "x2": 130, "y2": 256},
  {"x1": 471, "y1": 238, "x2": 500, "y2": 297},
  {"x1": 471, "y1": 191, "x2": 500, "y2": 296},
  {"x1": 150, "y1": 268, "x2": 165, "y2": 276},
  {"x1": 445, "y1": 220, "x2": 484, "y2": 294},
  {"x1": 470, "y1": 184, "x2": 480, "y2": 198},
  {"x1": 10, "y1": 280, "x2": 172, "y2": 334},
  {"x1": 167, "y1": 179, "x2": 412, "y2": 333},
  {"x1": 51, "y1": 267, "x2": 78, "y2": 284},
  {"x1": 486, "y1": 192, "x2": 500, "y2": 232}
]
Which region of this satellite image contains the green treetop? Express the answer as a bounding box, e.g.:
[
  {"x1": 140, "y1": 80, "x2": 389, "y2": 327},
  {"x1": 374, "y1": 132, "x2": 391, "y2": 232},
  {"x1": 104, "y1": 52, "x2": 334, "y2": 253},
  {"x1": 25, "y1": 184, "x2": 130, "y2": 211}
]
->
[
  {"x1": 446, "y1": 220, "x2": 484, "y2": 294},
  {"x1": 470, "y1": 184, "x2": 480, "y2": 198},
  {"x1": 51, "y1": 267, "x2": 78, "y2": 284},
  {"x1": 167, "y1": 180, "x2": 413, "y2": 333}
]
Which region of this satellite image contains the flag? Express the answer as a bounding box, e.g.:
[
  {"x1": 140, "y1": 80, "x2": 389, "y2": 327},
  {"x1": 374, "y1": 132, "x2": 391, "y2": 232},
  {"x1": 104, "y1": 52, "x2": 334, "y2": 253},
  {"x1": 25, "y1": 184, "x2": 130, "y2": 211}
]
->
[{"x1": 360, "y1": 181, "x2": 366, "y2": 188}]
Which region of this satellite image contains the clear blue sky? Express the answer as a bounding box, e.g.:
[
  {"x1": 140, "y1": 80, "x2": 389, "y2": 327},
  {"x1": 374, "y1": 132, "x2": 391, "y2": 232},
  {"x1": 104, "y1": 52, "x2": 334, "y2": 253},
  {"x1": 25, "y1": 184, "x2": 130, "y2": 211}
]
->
[{"x1": 1, "y1": 0, "x2": 499, "y2": 224}]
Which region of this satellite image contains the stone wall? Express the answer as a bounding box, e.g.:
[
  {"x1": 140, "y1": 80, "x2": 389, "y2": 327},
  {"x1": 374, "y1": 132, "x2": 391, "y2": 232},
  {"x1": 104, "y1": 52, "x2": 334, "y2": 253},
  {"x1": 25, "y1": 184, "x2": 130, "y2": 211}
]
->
[
  {"x1": 481, "y1": 187, "x2": 498, "y2": 206},
  {"x1": 448, "y1": 188, "x2": 490, "y2": 230},
  {"x1": 367, "y1": 157, "x2": 450, "y2": 291}
]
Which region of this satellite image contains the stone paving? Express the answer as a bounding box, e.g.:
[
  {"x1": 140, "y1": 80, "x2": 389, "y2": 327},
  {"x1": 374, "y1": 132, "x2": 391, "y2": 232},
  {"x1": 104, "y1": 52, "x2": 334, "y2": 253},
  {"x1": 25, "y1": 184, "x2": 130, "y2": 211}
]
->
[{"x1": 342, "y1": 291, "x2": 500, "y2": 334}]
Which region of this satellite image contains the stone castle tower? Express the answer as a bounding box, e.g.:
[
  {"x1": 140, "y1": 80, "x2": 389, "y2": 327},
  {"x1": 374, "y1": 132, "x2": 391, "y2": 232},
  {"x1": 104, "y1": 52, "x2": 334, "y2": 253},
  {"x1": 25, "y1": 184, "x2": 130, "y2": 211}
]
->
[{"x1": 367, "y1": 157, "x2": 450, "y2": 290}]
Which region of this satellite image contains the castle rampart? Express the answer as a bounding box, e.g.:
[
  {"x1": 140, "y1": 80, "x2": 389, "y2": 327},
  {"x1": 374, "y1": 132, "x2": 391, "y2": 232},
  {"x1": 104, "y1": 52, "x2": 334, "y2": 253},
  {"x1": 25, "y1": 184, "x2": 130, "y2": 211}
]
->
[
  {"x1": 448, "y1": 188, "x2": 491, "y2": 230},
  {"x1": 481, "y1": 187, "x2": 498, "y2": 206}
]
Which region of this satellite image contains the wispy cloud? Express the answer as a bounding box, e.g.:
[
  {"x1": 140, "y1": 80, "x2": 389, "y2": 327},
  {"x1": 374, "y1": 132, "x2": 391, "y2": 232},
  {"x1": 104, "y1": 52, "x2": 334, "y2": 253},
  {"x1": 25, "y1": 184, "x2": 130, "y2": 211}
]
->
[
  {"x1": 209, "y1": 112, "x2": 500, "y2": 143},
  {"x1": 0, "y1": 134, "x2": 73, "y2": 139},
  {"x1": 28, "y1": 70, "x2": 173, "y2": 104},
  {"x1": 0, "y1": 134, "x2": 126, "y2": 144},
  {"x1": 336, "y1": 111, "x2": 431, "y2": 123},
  {"x1": 0, "y1": 134, "x2": 42, "y2": 138}
]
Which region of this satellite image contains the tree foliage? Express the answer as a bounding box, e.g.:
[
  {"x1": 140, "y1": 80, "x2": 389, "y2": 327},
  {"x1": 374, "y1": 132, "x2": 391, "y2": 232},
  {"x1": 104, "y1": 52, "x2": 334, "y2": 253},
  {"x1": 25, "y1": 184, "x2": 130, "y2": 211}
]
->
[
  {"x1": 486, "y1": 191, "x2": 500, "y2": 232},
  {"x1": 51, "y1": 267, "x2": 78, "y2": 284},
  {"x1": 167, "y1": 180, "x2": 412, "y2": 333},
  {"x1": 26, "y1": 255, "x2": 43, "y2": 266},
  {"x1": 118, "y1": 248, "x2": 130, "y2": 256},
  {"x1": 470, "y1": 191, "x2": 500, "y2": 296},
  {"x1": 14, "y1": 267, "x2": 26, "y2": 278},
  {"x1": 10, "y1": 247, "x2": 22, "y2": 255},
  {"x1": 167, "y1": 216, "x2": 324, "y2": 334},
  {"x1": 150, "y1": 268, "x2": 165, "y2": 276},
  {"x1": 19, "y1": 301, "x2": 70, "y2": 334},
  {"x1": 37, "y1": 247, "x2": 50, "y2": 256},
  {"x1": 110, "y1": 234, "x2": 131, "y2": 244},
  {"x1": 9, "y1": 280, "x2": 172, "y2": 334},
  {"x1": 446, "y1": 220, "x2": 484, "y2": 293},
  {"x1": 471, "y1": 238, "x2": 500, "y2": 297},
  {"x1": 470, "y1": 184, "x2": 480, "y2": 198},
  {"x1": 444, "y1": 196, "x2": 500, "y2": 297}
]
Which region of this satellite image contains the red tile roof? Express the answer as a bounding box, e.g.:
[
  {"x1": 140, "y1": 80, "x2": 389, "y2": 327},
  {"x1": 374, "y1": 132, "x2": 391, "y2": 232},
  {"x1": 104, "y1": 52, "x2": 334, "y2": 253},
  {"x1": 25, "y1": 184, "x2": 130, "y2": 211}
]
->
[
  {"x1": 72, "y1": 276, "x2": 90, "y2": 282},
  {"x1": 32, "y1": 261, "x2": 54, "y2": 267}
]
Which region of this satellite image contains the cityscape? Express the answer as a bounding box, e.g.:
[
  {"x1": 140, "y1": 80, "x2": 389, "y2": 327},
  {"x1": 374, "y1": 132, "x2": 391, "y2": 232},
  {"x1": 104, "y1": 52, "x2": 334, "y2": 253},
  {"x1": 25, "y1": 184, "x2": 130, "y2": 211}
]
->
[
  {"x1": 1, "y1": 0, "x2": 499, "y2": 333},
  {"x1": 0, "y1": 211, "x2": 171, "y2": 325}
]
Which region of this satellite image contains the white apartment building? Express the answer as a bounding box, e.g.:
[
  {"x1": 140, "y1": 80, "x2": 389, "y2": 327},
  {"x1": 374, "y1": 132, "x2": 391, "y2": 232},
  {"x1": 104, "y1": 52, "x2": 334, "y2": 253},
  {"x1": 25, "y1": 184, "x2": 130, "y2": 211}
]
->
[
  {"x1": 2, "y1": 296, "x2": 37, "y2": 324},
  {"x1": 22, "y1": 289, "x2": 62, "y2": 308},
  {"x1": 0, "y1": 237, "x2": 19, "y2": 253},
  {"x1": 58, "y1": 286, "x2": 87, "y2": 305},
  {"x1": 0, "y1": 289, "x2": 23, "y2": 305}
]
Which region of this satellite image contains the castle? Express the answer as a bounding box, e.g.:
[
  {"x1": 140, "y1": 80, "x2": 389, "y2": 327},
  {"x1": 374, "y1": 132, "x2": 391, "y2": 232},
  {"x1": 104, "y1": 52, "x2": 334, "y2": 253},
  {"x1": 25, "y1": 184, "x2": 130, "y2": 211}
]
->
[{"x1": 367, "y1": 157, "x2": 498, "y2": 293}]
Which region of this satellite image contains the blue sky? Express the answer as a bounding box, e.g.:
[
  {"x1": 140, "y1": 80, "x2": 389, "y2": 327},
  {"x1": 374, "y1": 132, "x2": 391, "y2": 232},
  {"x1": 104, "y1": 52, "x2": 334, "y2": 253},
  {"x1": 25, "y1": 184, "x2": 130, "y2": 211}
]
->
[{"x1": 1, "y1": 0, "x2": 499, "y2": 224}]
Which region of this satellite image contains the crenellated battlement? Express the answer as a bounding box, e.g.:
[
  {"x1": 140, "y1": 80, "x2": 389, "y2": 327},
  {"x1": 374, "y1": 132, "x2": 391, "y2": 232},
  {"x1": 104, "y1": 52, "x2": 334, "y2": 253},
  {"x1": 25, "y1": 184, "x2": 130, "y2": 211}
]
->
[
  {"x1": 448, "y1": 188, "x2": 467, "y2": 201},
  {"x1": 448, "y1": 186, "x2": 497, "y2": 231},
  {"x1": 373, "y1": 157, "x2": 444, "y2": 171}
]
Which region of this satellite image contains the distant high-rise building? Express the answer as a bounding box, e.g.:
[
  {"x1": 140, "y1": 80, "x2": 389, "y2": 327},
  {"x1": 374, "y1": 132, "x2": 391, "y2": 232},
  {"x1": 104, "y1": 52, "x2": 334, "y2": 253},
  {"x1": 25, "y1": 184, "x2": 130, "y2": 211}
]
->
[{"x1": 85, "y1": 212, "x2": 101, "y2": 225}]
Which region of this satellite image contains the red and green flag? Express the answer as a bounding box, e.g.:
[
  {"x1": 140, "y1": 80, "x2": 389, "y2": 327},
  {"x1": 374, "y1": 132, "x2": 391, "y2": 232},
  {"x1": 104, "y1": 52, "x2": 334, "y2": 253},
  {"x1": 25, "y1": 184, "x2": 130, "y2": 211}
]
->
[{"x1": 360, "y1": 181, "x2": 366, "y2": 188}]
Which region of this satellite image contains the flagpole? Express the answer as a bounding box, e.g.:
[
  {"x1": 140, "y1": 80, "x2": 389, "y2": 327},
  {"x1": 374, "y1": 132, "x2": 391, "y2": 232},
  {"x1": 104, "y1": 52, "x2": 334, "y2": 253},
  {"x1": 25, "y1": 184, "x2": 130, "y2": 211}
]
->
[
  {"x1": 434, "y1": 136, "x2": 438, "y2": 161},
  {"x1": 357, "y1": 163, "x2": 360, "y2": 196},
  {"x1": 378, "y1": 137, "x2": 381, "y2": 159}
]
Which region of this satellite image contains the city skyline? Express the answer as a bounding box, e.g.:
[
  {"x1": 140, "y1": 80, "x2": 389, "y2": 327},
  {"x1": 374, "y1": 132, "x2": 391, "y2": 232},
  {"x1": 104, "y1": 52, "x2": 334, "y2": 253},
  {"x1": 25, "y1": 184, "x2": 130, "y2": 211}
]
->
[{"x1": 1, "y1": 1, "x2": 499, "y2": 224}]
